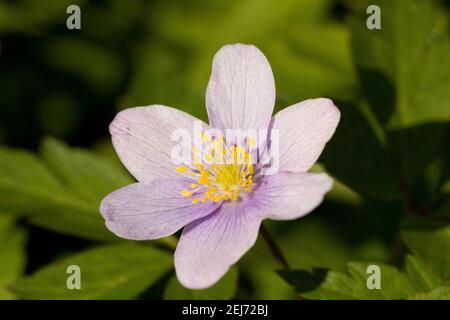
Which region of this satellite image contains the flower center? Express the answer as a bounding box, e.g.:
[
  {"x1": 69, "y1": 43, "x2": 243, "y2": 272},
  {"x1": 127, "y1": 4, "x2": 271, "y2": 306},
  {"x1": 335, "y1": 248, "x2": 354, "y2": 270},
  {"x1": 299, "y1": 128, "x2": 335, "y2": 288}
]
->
[{"x1": 176, "y1": 132, "x2": 255, "y2": 203}]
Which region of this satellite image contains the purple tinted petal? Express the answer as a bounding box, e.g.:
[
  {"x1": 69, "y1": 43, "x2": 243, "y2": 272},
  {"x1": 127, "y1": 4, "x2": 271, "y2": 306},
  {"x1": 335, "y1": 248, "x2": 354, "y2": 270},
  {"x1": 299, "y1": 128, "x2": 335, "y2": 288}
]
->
[
  {"x1": 175, "y1": 201, "x2": 262, "y2": 289},
  {"x1": 110, "y1": 105, "x2": 207, "y2": 182},
  {"x1": 270, "y1": 98, "x2": 340, "y2": 173},
  {"x1": 100, "y1": 179, "x2": 219, "y2": 240},
  {"x1": 206, "y1": 44, "x2": 275, "y2": 132},
  {"x1": 254, "y1": 172, "x2": 332, "y2": 220}
]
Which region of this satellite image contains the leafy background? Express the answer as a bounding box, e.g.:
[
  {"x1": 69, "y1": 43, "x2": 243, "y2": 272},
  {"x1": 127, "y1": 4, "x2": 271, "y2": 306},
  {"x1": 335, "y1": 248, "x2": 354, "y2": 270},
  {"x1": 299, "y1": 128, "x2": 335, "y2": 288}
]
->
[{"x1": 0, "y1": 0, "x2": 449, "y2": 300}]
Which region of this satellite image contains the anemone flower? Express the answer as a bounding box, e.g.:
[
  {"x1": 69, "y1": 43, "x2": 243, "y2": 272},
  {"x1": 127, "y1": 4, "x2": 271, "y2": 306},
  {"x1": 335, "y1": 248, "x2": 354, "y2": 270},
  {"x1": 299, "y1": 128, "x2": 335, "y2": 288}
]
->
[{"x1": 100, "y1": 44, "x2": 340, "y2": 289}]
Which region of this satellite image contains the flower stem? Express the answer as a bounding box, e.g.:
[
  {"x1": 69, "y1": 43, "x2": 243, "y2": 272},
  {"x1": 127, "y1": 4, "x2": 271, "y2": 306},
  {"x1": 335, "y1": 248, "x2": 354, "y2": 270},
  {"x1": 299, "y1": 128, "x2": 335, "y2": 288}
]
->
[{"x1": 260, "y1": 223, "x2": 291, "y2": 271}]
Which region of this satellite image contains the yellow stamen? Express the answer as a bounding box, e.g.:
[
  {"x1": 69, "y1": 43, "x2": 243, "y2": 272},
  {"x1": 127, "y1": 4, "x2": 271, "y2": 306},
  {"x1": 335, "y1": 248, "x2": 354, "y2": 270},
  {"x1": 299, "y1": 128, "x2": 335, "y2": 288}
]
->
[
  {"x1": 181, "y1": 190, "x2": 193, "y2": 197},
  {"x1": 179, "y1": 131, "x2": 255, "y2": 203},
  {"x1": 176, "y1": 166, "x2": 188, "y2": 173}
]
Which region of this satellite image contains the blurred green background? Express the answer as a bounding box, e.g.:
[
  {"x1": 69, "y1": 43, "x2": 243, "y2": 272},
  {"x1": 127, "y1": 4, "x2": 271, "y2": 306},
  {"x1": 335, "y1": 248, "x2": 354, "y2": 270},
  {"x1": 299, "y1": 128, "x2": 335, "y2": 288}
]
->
[{"x1": 0, "y1": 0, "x2": 449, "y2": 299}]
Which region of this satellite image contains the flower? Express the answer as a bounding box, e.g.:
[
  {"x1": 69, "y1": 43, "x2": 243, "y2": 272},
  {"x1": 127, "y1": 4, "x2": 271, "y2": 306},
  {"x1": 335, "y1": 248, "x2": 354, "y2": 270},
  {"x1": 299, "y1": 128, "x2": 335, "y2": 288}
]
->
[{"x1": 100, "y1": 44, "x2": 340, "y2": 289}]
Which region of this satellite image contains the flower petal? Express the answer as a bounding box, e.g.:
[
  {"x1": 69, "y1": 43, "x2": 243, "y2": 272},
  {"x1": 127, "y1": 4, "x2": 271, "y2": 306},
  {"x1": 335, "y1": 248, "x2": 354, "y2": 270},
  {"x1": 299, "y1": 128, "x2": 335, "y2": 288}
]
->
[
  {"x1": 206, "y1": 44, "x2": 275, "y2": 132},
  {"x1": 175, "y1": 201, "x2": 262, "y2": 289},
  {"x1": 100, "y1": 179, "x2": 219, "y2": 240},
  {"x1": 269, "y1": 98, "x2": 340, "y2": 173},
  {"x1": 110, "y1": 105, "x2": 207, "y2": 182},
  {"x1": 254, "y1": 171, "x2": 332, "y2": 221}
]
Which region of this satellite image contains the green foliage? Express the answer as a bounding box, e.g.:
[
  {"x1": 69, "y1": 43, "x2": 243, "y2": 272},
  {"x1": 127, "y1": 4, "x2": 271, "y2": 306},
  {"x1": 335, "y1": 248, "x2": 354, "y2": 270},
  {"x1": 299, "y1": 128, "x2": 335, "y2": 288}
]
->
[
  {"x1": 0, "y1": 216, "x2": 27, "y2": 299},
  {"x1": 353, "y1": 0, "x2": 450, "y2": 128},
  {"x1": 238, "y1": 218, "x2": 391, "y2": 299},
  {"x1": 351, "y1": 0, "x2": 450, "y2": 183},
  {"x1": 279, "y1": 262, "x2": 415, "y2": 300},
  {"x1": 0, "y1": 137, "x2": 132, "y2": 241},
  {"x1": 409, "y1": 287, "x2": 450, "y2": 300},
  {"x1": 164, "y1": 268, "x2": 238, "y2": 300},
  {"x1": 405, "y1": 255, "x2": 442, "y2": 292},
  {"x1": 320, "y1": 103, "x2": 400, "y2": 200},
  {"x1": 41, "y1": 137, "x2": 132, "y2": 204},
  {"x1": 402, "y1": 218, "x2": 450, "y2": 281},
  {"x1": 12, "y1": 244, "x2": 172, "y2": 299},
  {"x1": 280, "y1": 233, "x2": 450, "y2": 300},
  {"x1": 124, "y1": 0, "x2": 356, "y2": 121}
]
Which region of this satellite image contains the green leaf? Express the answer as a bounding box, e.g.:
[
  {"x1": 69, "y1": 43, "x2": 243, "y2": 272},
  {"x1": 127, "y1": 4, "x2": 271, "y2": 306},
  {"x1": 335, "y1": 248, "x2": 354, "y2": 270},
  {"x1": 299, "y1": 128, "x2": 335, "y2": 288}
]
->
[
  {"x1": 351, "y1": 0, "x2": 450, "y2": 181},
  {"x1": 0, "y1": 215, "x2": 27, "y2": 299},
  {"x1": 240, "y1": 221, "x2": 351, "y2": 299},
  {"x1": 279, "y1": 268, "x2": 357, "y2": 300},
  {"x1": 402, "y1": 217, "x2": 450, "y2": 280},
  {"x1": 405, "y1": 255, "x2": 442, "y2": 292},
  {"x1": 355, "y1": 0, "x2": 450, "y2": 128},
  {"x1": 0, "y1": 146, "x2": 70, "y2": 215},
  {"x1": 350, "y1": 20, "x2": 395, "y2": 126},
  {"x1": 320, "y1": 103, "x2": 400, "y2": 200},
  {"x1": 310, "y1": 164, "x2": 362, "y2": 206},
  {"x1": 239, "y1": 215, "x2": 391, "y2": 299},
  {"x1": 388, "y1": 122, "x2": 449, "y2": 185},
  {"x1": 0, "y1": 138, "x2": 133, "y2": 241},
  {"x1": 408, "y1": 287, "x2": 450, "y2": 300},
  {"x1": 12, "y1": 244, "x2": 172, "y2": 299},
  {"x1": 279, "y1": 262, "x2": 415, "y2": 300},
  {"x1": 40, "y1": 137, "x2": 132, "y2": 204},
  {"x1": 347, "y1": 262, "x2": 415, "y2": 299},
  {"x1": 164, "y1": 267, "x2": 238, "y2": 300}
]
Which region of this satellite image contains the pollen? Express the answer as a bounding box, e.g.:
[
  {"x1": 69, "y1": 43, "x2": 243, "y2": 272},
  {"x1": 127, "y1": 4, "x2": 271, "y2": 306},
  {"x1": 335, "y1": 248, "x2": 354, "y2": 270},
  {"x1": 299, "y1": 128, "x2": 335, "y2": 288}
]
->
[
  {"x1": 176, "y1": 166, "x2": 188, "y2": 173},
  {"x1": 176, "y1": 131, "x2": 255, "y2": 203}
]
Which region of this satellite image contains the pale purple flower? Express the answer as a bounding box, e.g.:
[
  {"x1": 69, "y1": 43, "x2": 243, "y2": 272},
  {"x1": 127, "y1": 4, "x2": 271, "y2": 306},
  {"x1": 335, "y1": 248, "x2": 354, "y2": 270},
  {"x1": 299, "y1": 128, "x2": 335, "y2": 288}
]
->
[{"x1": 100, "y1": 44, "x2": 340, "y2": 289}]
